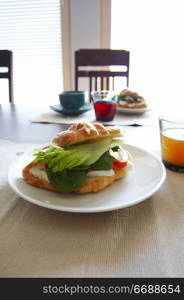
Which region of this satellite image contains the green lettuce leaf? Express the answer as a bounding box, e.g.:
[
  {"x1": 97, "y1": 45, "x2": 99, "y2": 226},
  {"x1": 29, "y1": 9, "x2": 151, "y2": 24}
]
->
[
  {"x1": 33, "y1": 137, "x2": 110, "y2": 172},
  {"x1": 33, "y1": 137, "x2": 124, "y2": 172},
  {"x1": 47, "y1": 169, "x2": 87, "y2": 193},
  {"x1": 90, "y1": 151, "x2": 113, "y2": 170}
]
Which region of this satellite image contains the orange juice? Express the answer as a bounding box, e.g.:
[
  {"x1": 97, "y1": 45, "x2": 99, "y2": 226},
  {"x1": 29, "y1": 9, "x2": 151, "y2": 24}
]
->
[{"x1": 160, "y1": 128, "x2": 184, "y2": 171}]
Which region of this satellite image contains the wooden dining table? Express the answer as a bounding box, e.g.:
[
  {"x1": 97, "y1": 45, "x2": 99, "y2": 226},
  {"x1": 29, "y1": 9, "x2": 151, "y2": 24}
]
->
[
  {"x1": 0, "y1": 103, "x2": 184, "y2": 281},
  {"x1": 0, "y1": 103, "x2": 67, "y2": 143}
]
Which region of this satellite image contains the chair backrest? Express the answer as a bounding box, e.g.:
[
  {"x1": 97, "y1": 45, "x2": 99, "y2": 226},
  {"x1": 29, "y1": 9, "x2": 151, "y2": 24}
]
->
[
  {"x1": 0, "y1": 50, "x2": 13, "y2": 102},
  {"x1": 75, "y1": 49, "x2": 129, "y2": 100}
]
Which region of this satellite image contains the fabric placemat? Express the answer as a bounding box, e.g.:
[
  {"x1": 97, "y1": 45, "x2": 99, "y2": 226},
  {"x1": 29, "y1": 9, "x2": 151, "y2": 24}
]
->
[
  {"x1": 0, "y1": 138, "x2": 184, "y2": 278},
  {"x1": 0, "y1": 139, "x2": 36, "y2": 220},
  {"x1": 30, "y1": 108, "x2": 158, "y2": 126}
]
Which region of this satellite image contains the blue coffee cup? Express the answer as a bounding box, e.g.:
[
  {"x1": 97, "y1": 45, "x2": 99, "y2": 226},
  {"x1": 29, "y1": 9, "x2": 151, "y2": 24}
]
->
[{"x1": 59, "y1": 91, "x2": 85, "y2": 110}]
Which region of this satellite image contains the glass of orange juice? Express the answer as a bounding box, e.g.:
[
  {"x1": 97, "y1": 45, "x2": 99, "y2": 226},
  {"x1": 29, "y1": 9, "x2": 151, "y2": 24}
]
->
[{"x1": 159, "y1": 115, "x2": 184, "y2": 172}]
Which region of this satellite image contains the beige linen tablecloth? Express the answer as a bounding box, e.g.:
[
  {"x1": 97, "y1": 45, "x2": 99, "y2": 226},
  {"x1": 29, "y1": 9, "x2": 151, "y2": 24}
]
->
[
  {"x1": 0, "y1": 138, "x2": 184, "y2": 277},
  {"x1": 30, "y1": 108, "x2": 158, "y2": 126}
]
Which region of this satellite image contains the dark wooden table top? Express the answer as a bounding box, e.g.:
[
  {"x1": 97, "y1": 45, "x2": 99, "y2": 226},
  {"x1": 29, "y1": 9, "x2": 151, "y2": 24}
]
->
[{"x1": 0, "y1": 103, "x2": 69, "y2": 143}]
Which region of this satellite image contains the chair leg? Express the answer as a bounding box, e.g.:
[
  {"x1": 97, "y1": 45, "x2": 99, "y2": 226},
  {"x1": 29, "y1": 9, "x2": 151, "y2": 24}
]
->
[
  {"x1": 89, "y1": 77, "x2": 92, "y2": 102},
  {"x1": 9, "y1": 79, "x2": 13, "y2": 103},
  {"x1": 106, "y1": 77, "x2": 109, "y2": 90}
]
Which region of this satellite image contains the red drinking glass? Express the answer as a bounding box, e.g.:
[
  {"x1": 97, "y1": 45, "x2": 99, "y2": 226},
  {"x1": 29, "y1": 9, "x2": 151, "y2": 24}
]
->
[{"x1": 91, "y1": 90, "x2": 117, "y2": 121}]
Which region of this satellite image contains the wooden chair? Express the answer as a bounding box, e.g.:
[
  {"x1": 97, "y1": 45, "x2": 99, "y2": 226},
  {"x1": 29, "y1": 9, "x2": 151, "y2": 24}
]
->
[
  {"x1": 75, "y1": 49, "x2": 129, "y2": 101},
  {"x1": 0, "y1": 50, "x2": 13, "y2": 103}
]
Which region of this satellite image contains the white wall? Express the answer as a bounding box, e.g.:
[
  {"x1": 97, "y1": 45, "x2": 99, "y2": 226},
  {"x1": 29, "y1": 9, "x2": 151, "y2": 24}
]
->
[
  {"x1": 111, "y1": 0, "x2": 184, "y2": 113},
  {"x1": 70, "y1": 0, "x2": 101, "y2": 89}
]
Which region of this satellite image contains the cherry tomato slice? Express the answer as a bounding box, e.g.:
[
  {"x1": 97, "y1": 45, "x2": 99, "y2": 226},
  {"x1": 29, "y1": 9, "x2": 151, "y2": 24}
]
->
[{"x1": 113, "y1": 159, "x2": 127, "y2": 170}]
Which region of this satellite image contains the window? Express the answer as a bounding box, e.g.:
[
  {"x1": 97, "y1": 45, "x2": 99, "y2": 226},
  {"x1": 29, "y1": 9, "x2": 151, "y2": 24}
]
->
[
  {"x1": 111, "y1": 0, "x2": 184, "y2": 112},
  {"x1": 0, "y1": 0, "x2": 63, "y2": 104}
]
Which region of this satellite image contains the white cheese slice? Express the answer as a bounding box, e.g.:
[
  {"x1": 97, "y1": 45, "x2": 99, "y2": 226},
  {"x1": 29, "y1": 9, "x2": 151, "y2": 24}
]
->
[
  {"x1": 87, "y1": 169, "x2": 115, "y2": 177},
  {"x1": 30, "y1": 166, "x2": 49, "y2": 182},
  {"x1": 30, "y1": 167, "x2": 115, "y2": 181}
]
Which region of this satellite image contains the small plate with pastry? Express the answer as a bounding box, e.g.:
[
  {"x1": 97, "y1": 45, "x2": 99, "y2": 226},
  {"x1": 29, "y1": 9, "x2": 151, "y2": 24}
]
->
[
  {"x1": 117, "y1": 89, "x2": 150, "y2": 114},
  {"x1": 8, "y1": 122, "x2": 165, "y2": 213}
]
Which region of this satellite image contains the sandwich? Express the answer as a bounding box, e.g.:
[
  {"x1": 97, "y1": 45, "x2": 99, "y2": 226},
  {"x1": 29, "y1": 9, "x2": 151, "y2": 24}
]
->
[
  {"x1": 118, "y1": 89, "x2": 147, "y2": 109},
  {"x1": 22, "y1": 122, "x2": 131, "y2": 194}
]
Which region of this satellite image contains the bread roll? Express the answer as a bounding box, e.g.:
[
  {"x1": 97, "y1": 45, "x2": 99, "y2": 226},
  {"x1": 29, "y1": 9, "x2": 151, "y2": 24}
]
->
[{"x1": 52, "y1": 122, "x2": 123, "y2": 147}]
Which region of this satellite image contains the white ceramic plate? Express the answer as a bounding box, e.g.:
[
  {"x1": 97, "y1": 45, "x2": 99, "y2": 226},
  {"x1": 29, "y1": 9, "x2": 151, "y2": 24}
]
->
[
  {"x1": 8, "y1": 144, "x2": 166, "y2": 213},
  {"x1": 117, "y1": 106, "x2": 150, "y2": 115}
]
